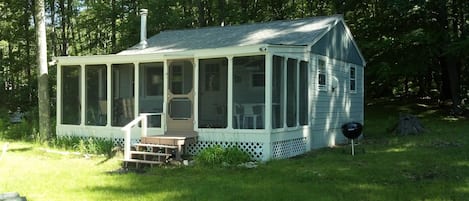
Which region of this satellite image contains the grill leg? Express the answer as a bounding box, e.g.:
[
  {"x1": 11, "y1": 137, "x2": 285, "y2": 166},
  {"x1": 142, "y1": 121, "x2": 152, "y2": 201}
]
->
[{"x1": 351, "y1": 139, "x2": 355, "y2": 156}]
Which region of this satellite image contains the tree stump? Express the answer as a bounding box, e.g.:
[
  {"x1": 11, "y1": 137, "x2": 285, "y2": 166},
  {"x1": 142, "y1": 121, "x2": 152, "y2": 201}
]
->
[{"x1": 391, "y1": 114, "x2": 426, "y2": 135}]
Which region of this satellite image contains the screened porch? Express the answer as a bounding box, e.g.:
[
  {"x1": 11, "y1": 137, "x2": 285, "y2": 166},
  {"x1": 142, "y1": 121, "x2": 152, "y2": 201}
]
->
[{"x1": 58, "y1": 54, "x2": 310, "y2": 133}]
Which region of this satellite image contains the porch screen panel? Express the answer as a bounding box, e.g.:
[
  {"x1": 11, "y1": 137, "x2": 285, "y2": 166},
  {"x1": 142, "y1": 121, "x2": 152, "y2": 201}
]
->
[
  {"x1": 272, "y1": 56, "x2": 284, "y2": 129},
  {"x1": 61, "y1": 65, "x2": 81, "y2": 125},
  {"x1": 198, "y1": 58, "x2": 228, "y2": 128},
  {"x1": 299, "y1": 61, "x2": 308, "y2": 126},
  {"x1": 111, "y1": 64, "x2": 134, "y2": 126},
  {"x1": 85, "y1": 65, "x2": 107, "y2": 126},
  {"x1": 139, "y1": 62, "x2": 164, "y2": 128},
  {"x1": 287, "y1": 58, "x2": 298, "y2": 127},
  {"x1": 233, "y1": 55, "x2": 265, "y2": 129}
]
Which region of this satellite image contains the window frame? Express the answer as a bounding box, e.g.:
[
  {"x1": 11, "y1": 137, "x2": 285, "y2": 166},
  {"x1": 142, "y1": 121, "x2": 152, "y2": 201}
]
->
[
  {"x1": 349, "y1": 66, "x2": 357, "y2": 93},
  {"x1": 317, "y1": 59, "x2": 327, "y2": 91}
]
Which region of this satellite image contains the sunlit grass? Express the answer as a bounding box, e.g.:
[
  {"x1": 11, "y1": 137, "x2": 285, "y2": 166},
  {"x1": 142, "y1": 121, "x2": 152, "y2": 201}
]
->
[{"x1": 1, "y1": 101, "x2": 468, "y2": 201}]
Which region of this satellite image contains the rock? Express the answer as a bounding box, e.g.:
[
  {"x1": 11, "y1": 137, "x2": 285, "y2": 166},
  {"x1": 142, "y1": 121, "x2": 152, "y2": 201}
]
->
[
  {"x1": 237, "y1": 161, "x2": 258, "y2": 169},
  {"x1": 0, "y1": 192, "x2": 27, "y2": 201},
  {"x1": 390, "y1": 114, "x2": 426, "y2": 135}
]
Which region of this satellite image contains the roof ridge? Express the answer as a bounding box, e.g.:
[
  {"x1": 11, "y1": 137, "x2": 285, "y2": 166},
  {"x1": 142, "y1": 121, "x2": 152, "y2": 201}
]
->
[{"x1": 157, "y1": 15, "x2": 340, "y2": 35}]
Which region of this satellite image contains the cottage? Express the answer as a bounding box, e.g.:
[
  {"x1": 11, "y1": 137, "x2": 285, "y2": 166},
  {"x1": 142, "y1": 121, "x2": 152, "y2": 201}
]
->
[{"x1": 55, "y1": 10, "x2": 365, "y2": 163}]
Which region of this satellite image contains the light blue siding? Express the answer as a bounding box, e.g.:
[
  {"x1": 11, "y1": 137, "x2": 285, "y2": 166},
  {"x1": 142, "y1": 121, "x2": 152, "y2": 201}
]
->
[
  {"x1": 311, "y1": 22, "x2": 364, "y2": 66},
  {"x1": 309, "y1": 56, "x2": 364, "y2": 148}
]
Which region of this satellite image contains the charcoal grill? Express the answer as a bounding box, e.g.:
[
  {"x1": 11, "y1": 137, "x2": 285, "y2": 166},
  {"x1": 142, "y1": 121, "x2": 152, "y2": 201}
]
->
[{"x1": 341, "y1": 122, "x2": 363, "y2": 155}]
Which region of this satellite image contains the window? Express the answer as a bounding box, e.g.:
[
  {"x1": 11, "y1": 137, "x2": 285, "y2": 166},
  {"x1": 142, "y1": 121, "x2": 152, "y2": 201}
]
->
[
  {"x1": 287, "y1": 58, "x2": 297, "y2": 127},
  {"x1": 61, "y1": 65, "x2": 81, "y2": 125},
  {"x1": 299, "y1": 61, "x2": 308, "y2": 126},
  {"x1": 142, "y1": 63, "x2": 163, "y2": 97},
  {"x1": 233, "y1": 55, "x2": 265, "y2": 129},
  {"x1": 111, "y1": 63, "x2": 135, "y2": 126},
  {"x1": 198, "y1": 58, "x2": 228, "y2": 128},
  {"x1": 85, "y1": 65, "x2": 107, "y2": 126},
  {"x1": 139, "y1": 62, "x2": 164, "y2": 127},
  {"x1": 272, "y1": 55, "x2": 284, "y2": 129},
  {"x1": 350, "y1": 66, "x2": 356, "y2": 92},
  {"x1": 318, "y1": 59, "x2": 326, "y2": 90}
]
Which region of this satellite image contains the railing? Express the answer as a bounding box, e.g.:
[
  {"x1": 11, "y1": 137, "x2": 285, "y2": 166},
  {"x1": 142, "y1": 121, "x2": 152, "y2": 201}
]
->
[{"x1": 121, "y1": 113, "x2": 164, "y2": 160}]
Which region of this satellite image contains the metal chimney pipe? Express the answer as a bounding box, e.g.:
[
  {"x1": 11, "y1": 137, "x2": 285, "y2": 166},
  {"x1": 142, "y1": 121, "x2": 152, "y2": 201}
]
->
[{"x1": 139, "y1": 9, "x2": 148, "y2": 49}]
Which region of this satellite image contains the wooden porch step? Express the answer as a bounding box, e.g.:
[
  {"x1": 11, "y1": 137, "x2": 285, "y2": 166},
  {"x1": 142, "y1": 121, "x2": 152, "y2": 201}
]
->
[
  {"x1": 122, "y1": 159, "x2": 165, "y2": 165},
  {"x1": 133, "y1": 143, "x2": 178, "y2": 149},
  {"x1": 130, "y1": 151, "x2": 171, "y2": 157}
]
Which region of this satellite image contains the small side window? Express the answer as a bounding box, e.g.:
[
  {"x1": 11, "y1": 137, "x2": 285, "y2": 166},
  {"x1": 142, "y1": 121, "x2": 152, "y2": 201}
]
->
[
  {"x1": 318, "y1": 59, "x2": 326, "y2": 90},
  {"x1": 350, "y1": 66, "x2": 356, "y2": 92}
]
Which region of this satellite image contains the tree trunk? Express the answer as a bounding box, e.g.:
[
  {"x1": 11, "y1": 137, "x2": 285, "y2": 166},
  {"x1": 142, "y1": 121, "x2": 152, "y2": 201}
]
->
[
  {"x1": 24, "y1": 1, "x2": 33, "y2": 105},
  {"x1": 111, "y1": 0, "x2": 117, "y2": 53},
  {"x1": 59, "y1": 0, "x2": 68, "y2": 55},
  {"x1": 198, "y1": 0, "x2": 208, "y2": 27},
  {"x1": 35, "y1": 0, "x2": 51, "y2": 141},
  {"x1": 50, "y1": 0, "x2": 57, "y2": 57}
]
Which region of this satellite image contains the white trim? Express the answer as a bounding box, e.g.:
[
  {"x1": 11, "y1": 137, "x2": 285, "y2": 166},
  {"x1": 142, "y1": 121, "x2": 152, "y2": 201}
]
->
[
  {"x1": 54, "y1": 45, "x2": 268, "y2": 66},
  {"x1": 227, "y1": 56, "x2": 234, "y2": 129},
  {"x1": 134, "y1": 62, "x2": 140, "y2": 120},
  {"x1": 56, "y1": 64, "x2": 62, "y2": 125},
  {"x1": 80, "y1": 64, "x2": 85, "y2": 126},
  {"x1": 106, "y1": 64, "x2": 112, "y2": 127},
  {"x1": 265, "y1": 53, "x2": 273, "y2": 130},
  {"x1": 194, "y1": 57, "x2": 200, "y2": 130},
  {"x1": 317, "y1": 58, "x2": 327, "y2": 91}
]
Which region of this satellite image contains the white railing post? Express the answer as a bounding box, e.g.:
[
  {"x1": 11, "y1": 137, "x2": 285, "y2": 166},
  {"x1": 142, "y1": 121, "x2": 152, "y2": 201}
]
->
[
  {"x1": 141, "y1": 114, "x2": 148, "y2": 137},
  {"x1": 124, "y1": 129, "x2": 131, "y2": 160},
  {"x1": 121, "y1": 113, "x2": 163, "y2": 161}
]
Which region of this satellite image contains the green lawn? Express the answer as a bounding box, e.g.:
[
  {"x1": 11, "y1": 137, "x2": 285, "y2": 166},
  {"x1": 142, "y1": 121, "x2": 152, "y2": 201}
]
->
[{"x1": 1, "y1": 102, "x2": 469, "y2": 201}]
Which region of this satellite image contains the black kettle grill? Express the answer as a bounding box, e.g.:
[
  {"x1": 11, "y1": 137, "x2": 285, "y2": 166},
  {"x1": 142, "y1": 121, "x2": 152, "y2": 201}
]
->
[{"x1": 341, "y1": 122, "x2": 363, "y2": 155}]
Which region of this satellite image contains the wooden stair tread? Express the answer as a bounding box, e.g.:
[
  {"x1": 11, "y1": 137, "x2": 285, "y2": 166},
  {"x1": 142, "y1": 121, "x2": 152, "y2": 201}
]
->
[
  {"x1": 130, "y1": 151, "x2": 171, "y2": 156},
  {"x1": 122, "y1": 159, "x2": 165, "y2": 165},
  {"x1": 133, "y1": 143, "x2": 178, "y2": 149}
]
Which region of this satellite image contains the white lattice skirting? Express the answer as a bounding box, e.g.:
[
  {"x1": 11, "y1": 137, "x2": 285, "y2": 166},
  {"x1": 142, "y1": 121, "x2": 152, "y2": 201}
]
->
[
  {"x1": 186, "y1": 141, "x2": 264, "y2": 161},
  {"x1": 272, "y1": 137, "x2": 308, "y2": 159},
  {"x1": 60, "y1": 136, "x2": 308, "y2": 161}
]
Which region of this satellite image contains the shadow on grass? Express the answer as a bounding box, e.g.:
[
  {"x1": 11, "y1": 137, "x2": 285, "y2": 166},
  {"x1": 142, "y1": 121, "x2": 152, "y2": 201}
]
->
[
  {"x1": 87, "y1": 101, "x2": 469, "y2": 201},
  {"x1": 87, "y1": 139, "x2": 469, "y2": 201},
  {"x1": 8, "y1": 147, "x2": 33, "y2": 153}
]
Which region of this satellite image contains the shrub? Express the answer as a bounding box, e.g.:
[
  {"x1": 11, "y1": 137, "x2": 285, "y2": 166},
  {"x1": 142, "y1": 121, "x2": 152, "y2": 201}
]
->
[
  {"x1": 2, "y1": 121, "x2": 34, "y2": 140},
  {"x1": 195, "y1": 145, "x2": 251, "y2": 167},
  {"x1": 195, "y1": 145, "x2": 225, "y2": 166},
  {"x1": 223, "y1": 147, "x2": 250, "y2": 165},
  {"x1": 51, "y1": 136, "x2": 114, "y2": 156}
]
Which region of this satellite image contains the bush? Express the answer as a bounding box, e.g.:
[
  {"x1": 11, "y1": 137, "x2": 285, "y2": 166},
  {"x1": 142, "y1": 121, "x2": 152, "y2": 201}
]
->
[
  {"x1": 195, "y1": 145, "x2": 251, "y2": 167},
  {"x1": 223, "y1": 147, "x2": 251, "y2": 165},
  {"x1": 2, "y1": 121, "x2": 34, "y2": 140},
  {"x1": 51, "y1": 136, "x2": 114, "y2": 156}
]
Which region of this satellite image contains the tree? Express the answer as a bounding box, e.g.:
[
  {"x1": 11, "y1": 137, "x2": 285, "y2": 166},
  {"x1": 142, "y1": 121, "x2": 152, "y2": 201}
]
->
[{"x1": 35, "y1": 0, "x2": 51, "y2": 141}]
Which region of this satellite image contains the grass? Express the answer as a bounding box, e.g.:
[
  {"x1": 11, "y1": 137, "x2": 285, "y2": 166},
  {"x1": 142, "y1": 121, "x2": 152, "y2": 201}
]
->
[{"x1": 1, "y1": 101, "x2": 469, "y2": 201}]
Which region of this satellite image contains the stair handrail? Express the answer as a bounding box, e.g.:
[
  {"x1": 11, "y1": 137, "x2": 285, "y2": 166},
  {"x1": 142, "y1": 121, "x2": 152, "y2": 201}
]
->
[{"x1": 121, "y1": 113, "x2": 164, "y2": 160}]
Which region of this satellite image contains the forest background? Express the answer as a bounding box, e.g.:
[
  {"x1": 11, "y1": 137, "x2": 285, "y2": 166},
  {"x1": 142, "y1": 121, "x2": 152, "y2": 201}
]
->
[{"x1": 0, "y1": 0, "x2": 468, "y2": 129}]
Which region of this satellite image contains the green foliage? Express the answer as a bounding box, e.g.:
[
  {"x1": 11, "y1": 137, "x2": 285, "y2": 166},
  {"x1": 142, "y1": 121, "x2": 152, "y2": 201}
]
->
[
  {"x1": 195, "y1": 145, "x2": 251, "y2": 167},
  {"x1": 195, "y1": 145, "x2": 225, "y2": 166},
  {"x1": 222, "y1": 146, "x2": 251, "y2": 165},
  {"x1": 50, "y1": 136, "x2": 114, "y2": 156},
  {"x1": 2, "y1": 121, "x2": 34, "y2": 140}
]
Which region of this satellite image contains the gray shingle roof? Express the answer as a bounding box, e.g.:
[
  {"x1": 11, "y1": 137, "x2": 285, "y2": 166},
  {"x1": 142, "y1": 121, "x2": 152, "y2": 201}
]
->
[{"x1": 118, "y1": 15, "x2": 342, "y2": 55}]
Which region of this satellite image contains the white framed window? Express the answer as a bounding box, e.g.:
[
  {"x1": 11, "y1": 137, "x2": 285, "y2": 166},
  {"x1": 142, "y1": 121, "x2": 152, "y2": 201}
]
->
[
  {"x1": 349, "y1": 66, "x2": 356, "y2": 92},
  {"x1": 251, "y1": 72, "x2": 265, "y2": 88},
  {"x1": 317, "y1": 59, "x2": 327, "y2": 91}
]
